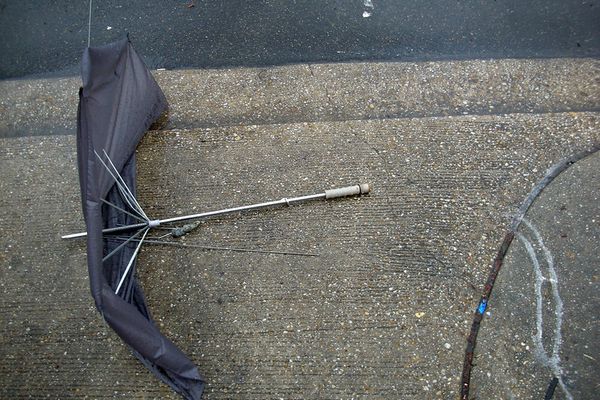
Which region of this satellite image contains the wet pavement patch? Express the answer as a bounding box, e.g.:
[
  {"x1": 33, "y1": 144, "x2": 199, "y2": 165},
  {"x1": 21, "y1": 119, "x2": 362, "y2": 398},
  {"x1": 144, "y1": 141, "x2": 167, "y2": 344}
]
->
[{"x1": 469, "y1": 151, "x2": 600, "y2": 399}]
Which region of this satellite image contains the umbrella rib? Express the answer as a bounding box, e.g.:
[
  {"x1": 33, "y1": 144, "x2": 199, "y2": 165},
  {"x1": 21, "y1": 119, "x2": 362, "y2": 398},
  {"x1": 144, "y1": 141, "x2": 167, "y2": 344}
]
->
[
  {"x1": 94, "y1": 150, "x2": 144, "y2": 218},
  {"x1": 102, "y1": 227, "x2": 147, "y2": 262},
  {"x1": 101, "y1": 150, "x2": 149, "y2": 221},
  {"x1": 101, "y1": 198, "x2": 147, "y2": 223},
  {"x1": 115, "y1": 227, "x2": 149, "y2": 295},
  {"x1": 116, "y1": 184, "x2": 146, "y2": 220},
  {"x1": 113, "y1": 236, "x2": 320, "y2": 257},
  {"x1": 94, "y1": 150, "x2": 148, "y2": 220},
  {"x1": 98, "y1": 150, "x2": 148, "y2": 220}
]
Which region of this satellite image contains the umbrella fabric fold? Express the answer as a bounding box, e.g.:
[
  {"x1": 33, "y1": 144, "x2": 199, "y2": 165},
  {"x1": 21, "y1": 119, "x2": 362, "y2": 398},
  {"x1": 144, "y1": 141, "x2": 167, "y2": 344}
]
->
[{"x1": 77, "y1": 36, "x2": 205, "y2": 399}]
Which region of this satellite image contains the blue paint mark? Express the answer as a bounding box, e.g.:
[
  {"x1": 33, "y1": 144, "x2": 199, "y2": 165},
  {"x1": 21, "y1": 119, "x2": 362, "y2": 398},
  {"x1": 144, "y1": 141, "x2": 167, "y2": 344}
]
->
[{"x1": 477, "y1": 299, "x2": 487, "y2": 315}]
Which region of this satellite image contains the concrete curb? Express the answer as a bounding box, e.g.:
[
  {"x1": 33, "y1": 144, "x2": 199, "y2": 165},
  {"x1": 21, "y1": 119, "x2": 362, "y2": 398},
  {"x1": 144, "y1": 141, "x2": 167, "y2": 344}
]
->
[{"x1": 1, "y1": 58, "x2": 599, "y2": 138}]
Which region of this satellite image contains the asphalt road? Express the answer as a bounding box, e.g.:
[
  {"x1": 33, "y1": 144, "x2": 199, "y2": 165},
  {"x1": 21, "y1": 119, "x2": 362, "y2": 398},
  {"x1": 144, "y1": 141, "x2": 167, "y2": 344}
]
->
[{"x1": 1, "y1": 0, "x2": 599, "y2": 79}]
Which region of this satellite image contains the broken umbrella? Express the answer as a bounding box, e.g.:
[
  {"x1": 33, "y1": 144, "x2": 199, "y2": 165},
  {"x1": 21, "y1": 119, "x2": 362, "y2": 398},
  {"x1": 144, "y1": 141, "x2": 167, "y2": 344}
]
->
[{"x1": 66, "y1": 37, "x2": 371, "y2": 399}]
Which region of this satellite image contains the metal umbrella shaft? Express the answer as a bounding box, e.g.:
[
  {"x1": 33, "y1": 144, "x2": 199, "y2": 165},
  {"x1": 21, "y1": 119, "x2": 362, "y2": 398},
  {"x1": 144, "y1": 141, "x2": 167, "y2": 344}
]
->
[{"x1": 62, "y1": 184, "x2": 371, "y2": 239}]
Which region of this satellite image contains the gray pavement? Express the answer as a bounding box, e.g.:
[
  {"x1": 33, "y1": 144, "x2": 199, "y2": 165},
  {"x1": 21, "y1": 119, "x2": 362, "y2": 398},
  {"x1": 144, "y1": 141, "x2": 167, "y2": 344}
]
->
[
  {"x1": 0, "y1": 59, "x2": 599, "y2": 399},
  {"x1": 2, "y1": 58, "x2": 600, "y2": 138},
  {"x1": 471, "y1": 151, "x2": 600, "y2": 399}
]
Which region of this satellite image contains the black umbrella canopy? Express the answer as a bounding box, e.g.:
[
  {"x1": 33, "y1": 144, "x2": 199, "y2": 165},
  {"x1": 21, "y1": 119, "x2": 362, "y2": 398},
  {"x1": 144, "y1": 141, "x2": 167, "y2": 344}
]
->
[{"x1": 77, "y1": 37, "x2": 205, "y2": 399}]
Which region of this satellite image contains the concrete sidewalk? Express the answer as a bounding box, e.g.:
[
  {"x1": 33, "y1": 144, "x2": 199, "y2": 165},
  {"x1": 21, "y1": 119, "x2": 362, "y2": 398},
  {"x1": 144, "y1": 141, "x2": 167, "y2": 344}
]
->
[
  {"x1": 0, "y1": 59, "x2": 598, "y2": 399},
  {"x1": 471, "y1": 151, "x2": 599, "y2": 399}
]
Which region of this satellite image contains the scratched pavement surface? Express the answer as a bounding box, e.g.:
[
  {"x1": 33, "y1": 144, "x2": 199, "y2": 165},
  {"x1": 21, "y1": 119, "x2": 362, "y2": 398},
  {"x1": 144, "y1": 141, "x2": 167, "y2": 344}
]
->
[
  {"x1": 0, "y1": 59, "x2": 599, "y2": 399},
  {"x1": 470, "y1": 151, "x2": 600, "y2": 400}
]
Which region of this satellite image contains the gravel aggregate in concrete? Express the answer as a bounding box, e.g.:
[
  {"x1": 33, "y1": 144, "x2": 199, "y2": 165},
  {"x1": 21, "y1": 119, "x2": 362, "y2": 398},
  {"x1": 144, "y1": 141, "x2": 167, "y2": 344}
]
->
[
  {"x1": 1, "y1": 59, "x2": 599, "y2": 138},
  {"x1": 470, "y1": 151, "x2": 599, "y2": 399},
  {"x1": 1, "y1": 111, "x2": 597, "y2": 398}
]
